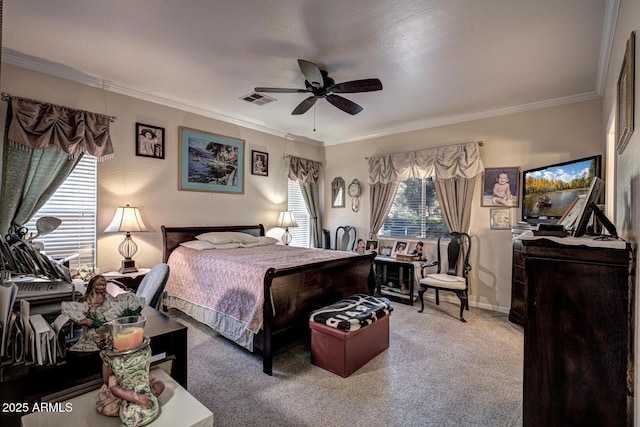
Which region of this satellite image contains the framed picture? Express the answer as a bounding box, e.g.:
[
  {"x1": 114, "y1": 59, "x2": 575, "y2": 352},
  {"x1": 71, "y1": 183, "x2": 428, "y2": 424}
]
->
[
  {"x1": 391, "y1": 240, "x2": 409, "y2": 257},
  {"x1": 490, "y1": 208, "x2": 511, "y2": 230},
  {"x1": 365, "y1": 240, "x2": 378, "y2": 252},
  {"x1": 251, "y1": 150, "x2": 269, "y2": 176},
  {"x1": 616, "y1": 31, "x2": 635, "y2": 154},
  {"x1": 179, "y1": 126, "x2": 245, "y2": 194},
  {"x1": 481, "y1": 167, "x2": 521, "y2": 207},
  {"x1": 135, "y1": 123, "x2": 165, "y2": 159}
]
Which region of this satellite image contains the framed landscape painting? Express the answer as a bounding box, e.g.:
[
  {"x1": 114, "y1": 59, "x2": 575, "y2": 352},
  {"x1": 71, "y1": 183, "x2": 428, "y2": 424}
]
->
[{"x1": 179, "y1": 127, "x2": 245, "y2": 194}]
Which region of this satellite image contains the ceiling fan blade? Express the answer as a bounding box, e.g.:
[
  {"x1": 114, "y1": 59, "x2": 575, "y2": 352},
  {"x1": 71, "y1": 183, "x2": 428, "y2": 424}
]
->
[
  {"x1": 298, "y1": 59, "x2": 324, "y2": 88},
  {"x1": 329, "y1": 78, "x2": 383, "y2": 93},
  {"x1": 254, "y1": 87, "x2": 310, "y2": 93},
  {"x1": 291, "y1": 96, "x2": 318, "y2": 115},
  {"x1": 326, "y1": 94, "x2": 363, "y2": 115}
]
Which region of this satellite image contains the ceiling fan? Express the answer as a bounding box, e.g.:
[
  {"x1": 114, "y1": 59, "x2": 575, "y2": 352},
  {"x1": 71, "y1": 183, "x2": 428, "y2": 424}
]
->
[{"x1": 255, "y1": 59, "x2": 383, "y2": 115}]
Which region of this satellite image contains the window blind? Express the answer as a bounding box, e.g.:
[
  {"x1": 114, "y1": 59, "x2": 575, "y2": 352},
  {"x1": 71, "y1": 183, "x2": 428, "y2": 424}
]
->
[
  {"x1": 24, "y1": 155, "x2": 97, "y2": 269},
  {"x1": 380, "y1": 178, "x2": 446, "y2": 238},
  {"x1": 287, "y1": 180, "x2": 310, "y2": 248}
]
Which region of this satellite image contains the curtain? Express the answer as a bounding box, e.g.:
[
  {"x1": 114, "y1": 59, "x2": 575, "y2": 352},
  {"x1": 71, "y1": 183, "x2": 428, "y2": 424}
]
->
[
  {"x1": 367, "y1": 141, "x2": 484, "y2": 235},
  {"x1": 434, "y1": 176, "x2": 476, "y2": 233},
  {"x1": 369, "y1": 182, "x2": 399, "y2": 238},
  {"x1": 0, "y1": 96, "x2": 114, "y2": 235},
  {"x1": 368, "y1": 141, "x2": 484, "y2": 184},
  {"x1": 287, "y1": 155, "x2": 323, "y2": 248}
]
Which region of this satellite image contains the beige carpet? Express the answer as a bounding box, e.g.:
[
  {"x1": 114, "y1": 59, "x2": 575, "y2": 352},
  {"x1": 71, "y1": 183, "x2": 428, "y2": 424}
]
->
[{"x1": 166, "y1": 297, "x2": 524, "y2": 427}]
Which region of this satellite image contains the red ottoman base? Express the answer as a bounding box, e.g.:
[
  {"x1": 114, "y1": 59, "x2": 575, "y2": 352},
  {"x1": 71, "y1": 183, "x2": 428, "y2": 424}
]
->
[{"x1": 310, "y1": 315, "x2": 390, "y2": 378}]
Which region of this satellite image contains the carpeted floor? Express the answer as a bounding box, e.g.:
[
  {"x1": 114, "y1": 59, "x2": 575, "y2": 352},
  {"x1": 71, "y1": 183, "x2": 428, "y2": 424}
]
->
[{"x1": 166, "y1": 298, "x2": 524, "y2": 427}]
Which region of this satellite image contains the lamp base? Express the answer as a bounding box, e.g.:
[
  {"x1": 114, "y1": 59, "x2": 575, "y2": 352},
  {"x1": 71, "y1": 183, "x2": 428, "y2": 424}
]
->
[{"x1": 119, "y1": 259, "x2": 138, "y2": 274}]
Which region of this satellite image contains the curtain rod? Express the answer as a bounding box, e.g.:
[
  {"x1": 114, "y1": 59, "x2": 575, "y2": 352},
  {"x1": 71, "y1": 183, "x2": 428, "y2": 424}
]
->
[
  {"x1": 1, "y1": 92, "x2": 117, "y2": 122},
  {"x1": 364, "y1": 140, "x2": 484, "y2": 160}
]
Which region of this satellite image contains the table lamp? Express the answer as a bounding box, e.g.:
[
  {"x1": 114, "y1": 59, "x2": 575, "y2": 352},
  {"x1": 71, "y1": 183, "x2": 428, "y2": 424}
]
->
[
  {"x1": 276, "y1": 210, "x2": 298, "y2": 245},
  {"x1": 105, "y1": 205, "x2": 148, "y2": 273}
]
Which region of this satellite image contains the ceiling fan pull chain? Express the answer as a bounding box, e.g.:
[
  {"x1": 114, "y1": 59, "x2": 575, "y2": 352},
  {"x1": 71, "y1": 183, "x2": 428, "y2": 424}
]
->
[{"x1": 313, "y1": 103, "x2": 316, "y2": 132}]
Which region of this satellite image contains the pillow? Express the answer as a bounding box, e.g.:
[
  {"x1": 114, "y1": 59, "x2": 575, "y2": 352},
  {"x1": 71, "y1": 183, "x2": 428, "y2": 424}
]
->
[
  {"x1": 209, "y1": 242, "x2": 245, "y2": 249},
  {"x1": 243, "y1": 236, "x2": 279, "y2": 247},
  {"x1": 180, "y1": 240, "x2": 217, "y2": 250},
  {"x1": 196, "y1": 231, "x2": 260, "y2": 244}
]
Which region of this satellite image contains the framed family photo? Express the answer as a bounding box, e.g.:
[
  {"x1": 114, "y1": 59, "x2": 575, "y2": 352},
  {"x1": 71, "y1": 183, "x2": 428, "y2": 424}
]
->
[
  {"x1": 179, "y1": 126, "x2": 245, "y2": 194},
  {"x1": 136, "y1": 123, "x2": 165, "y2": 159},
  {"x1": 616, "y1": 31, "x2": 635, "y2": 154},
  {"x1": 481, "y1": 167, "x2": 520, "y2": 207},
  {"x1": 391, "y1": 240, "x2": 408, "y2": 257},
  {"x1": 251, "y1": 150, "x2": 269, "y2": 176}
]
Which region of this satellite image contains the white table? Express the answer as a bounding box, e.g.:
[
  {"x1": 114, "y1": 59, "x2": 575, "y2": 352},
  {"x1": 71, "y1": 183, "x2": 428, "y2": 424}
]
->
[{"x1": 21, "y1": 368, "x2": 213, "y2": 427}]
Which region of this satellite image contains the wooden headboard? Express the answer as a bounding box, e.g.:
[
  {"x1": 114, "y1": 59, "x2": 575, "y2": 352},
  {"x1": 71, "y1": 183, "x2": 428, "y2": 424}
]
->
[{"x1": 161, "y1": 224, "x2": 265, "y2": 262}]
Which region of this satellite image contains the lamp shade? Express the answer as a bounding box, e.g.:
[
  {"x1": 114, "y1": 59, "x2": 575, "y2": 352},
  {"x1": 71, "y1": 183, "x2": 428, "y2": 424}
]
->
[
  {"x1": 276, "y1": 211, "x2": 298, "y2": 228},
  {"x1": 104, "y1": 205, "x2": 148, "y2": 233}
]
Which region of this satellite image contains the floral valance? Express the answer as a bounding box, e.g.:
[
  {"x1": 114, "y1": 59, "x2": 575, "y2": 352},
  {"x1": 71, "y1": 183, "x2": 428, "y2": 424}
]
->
[
  {"x1": 368, "y1": 141, "x2": 484, "y2": 184},
  {"x1": 287, "y1": 155, "x2": 322, "y2": 184},
  {"x1": 7, "y1": 96, "x2": 115, "y2": 159}
]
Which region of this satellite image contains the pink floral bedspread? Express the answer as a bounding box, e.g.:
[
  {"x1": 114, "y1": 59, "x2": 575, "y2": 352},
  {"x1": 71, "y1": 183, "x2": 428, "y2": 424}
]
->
[{"x1": 165, "y1": 245, "x2": 362, "y2": 333}]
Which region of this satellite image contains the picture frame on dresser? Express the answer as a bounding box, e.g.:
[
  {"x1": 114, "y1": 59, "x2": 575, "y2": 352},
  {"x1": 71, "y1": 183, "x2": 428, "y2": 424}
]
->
[
  {"x1": 616, "y1": 31, "x2": 635, "y2": 154},
  {"x1": 178, "y1": 126, "x2": 245, "y2": 194}
]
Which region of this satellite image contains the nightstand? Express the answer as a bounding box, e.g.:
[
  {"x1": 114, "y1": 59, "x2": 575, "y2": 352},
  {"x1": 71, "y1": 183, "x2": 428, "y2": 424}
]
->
[{"x1": 103, "y1": 268, "x2": 150, "y2": 292}]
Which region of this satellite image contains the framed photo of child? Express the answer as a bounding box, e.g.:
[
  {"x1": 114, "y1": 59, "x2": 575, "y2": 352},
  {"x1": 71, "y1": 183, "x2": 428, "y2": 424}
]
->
[{"x1": 481, "y1": 167, "x2": 520, "y2": 207}]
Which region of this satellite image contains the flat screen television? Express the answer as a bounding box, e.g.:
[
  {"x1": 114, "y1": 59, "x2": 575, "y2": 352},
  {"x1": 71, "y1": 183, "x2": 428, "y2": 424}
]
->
[{"x1": 521, "y1": 155, "x2": 601, "y2": 224}]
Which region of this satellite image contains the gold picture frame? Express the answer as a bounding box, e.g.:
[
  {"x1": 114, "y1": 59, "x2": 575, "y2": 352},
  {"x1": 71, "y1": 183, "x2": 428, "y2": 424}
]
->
[{"x1": 616, "y1": 31, "x2": 635, "y2": 154}]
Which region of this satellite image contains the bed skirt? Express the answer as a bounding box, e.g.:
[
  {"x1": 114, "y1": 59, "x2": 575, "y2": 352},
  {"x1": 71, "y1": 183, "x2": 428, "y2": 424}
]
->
[{"x1": 165, "y1": 295, "x2": 255, "y2": 351}]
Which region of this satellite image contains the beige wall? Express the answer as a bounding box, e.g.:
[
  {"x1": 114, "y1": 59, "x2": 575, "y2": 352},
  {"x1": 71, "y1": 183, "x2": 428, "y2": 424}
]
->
[
  {"x1": 0, "y1": 64, "x2": 323, "y2": 272},
  {"x1": 324, "y1": 99, "x2": 603, "y2": 312},
  {"x1": 601, "y1": 0, "x2": 640, "y2": 422}
]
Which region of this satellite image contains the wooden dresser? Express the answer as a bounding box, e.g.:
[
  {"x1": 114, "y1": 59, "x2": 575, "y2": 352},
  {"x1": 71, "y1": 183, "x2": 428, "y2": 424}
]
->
[{"x1": 518, "y1": 237, "x2": 633, "y2": 426}]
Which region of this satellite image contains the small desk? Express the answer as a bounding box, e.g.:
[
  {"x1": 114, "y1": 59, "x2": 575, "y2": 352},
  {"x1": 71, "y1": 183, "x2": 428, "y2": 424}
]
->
[
  {"x1": 0, "y1": 307, "x2": 187, "y2": 427},
  {"x1": 374, "y1": 256, "x2": 422, "y2": 305}
]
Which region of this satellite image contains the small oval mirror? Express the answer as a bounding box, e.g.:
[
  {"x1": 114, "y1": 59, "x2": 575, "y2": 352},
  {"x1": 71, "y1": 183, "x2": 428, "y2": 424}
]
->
[{"x1": 331, "y1": 177, "x2": 345, "y2": 208}]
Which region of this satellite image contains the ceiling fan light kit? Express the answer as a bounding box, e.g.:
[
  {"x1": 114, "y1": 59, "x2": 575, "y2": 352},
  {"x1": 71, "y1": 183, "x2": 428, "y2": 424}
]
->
[{"x1": 255, "y1": 59, "x2": 382, "y2": 116}]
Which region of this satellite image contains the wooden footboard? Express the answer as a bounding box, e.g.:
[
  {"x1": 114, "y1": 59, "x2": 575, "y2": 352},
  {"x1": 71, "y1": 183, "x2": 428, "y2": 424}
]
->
[
  {"x1": 161, "y1": 224, "x2": 375, "y2": 375},
  {"x1": 260, "y1": 253, "x2": 375, "y2": 375}
]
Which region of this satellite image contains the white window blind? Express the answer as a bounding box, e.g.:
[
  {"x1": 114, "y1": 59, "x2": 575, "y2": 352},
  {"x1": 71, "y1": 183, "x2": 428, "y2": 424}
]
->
[
  {"x1": 24, "y1": 155, "x2": 97, "y2": 269},
  {"x1": 287, "y1": 179, "x2": 310, "y2": 248},
  {"x1": 380, "y1": 178, "x2": 446, "y2": 238}
]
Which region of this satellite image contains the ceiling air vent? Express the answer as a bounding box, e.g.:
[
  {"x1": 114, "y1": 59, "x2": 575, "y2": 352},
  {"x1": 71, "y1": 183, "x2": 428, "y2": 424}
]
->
[{"x1": 241, "y1": 92, "x2": 276, "y2": 106}]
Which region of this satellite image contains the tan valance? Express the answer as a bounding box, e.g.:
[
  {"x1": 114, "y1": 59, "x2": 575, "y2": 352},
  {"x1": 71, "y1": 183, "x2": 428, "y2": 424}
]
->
[
  {"x1": 7, "y1": 96, "x2": 115, "y2": 159},
  {"x1": 368, "y1": 141, "x2": 484, "y2": 184},
  {"x1": 287, "y1": 155, "x2": 322, "y2": 184}
]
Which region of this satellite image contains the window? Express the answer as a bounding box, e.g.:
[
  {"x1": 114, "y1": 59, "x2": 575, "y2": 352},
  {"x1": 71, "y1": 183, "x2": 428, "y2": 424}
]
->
[
  {"x1": 379, "y1": 178, "x2": 446, "y2": 238},
  {"x1": 287, "y1": 179, "x2": 310, "y2": 247},
  {"x1": 24, "y1": 155, "x2": 97, "y2": 269}
]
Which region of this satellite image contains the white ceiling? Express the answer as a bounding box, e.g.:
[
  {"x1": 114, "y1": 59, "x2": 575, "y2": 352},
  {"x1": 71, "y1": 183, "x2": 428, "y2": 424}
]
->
[{"x1": 2, "y1": 0, "x2": 615, "y2": 146}]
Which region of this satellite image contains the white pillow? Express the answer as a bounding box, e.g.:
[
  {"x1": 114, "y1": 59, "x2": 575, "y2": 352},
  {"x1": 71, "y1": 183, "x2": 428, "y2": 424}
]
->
[
  {"x1": 180, "y1": 240, "x2": 217, "y2": 250},
  {"x1": 243, "y1": 236, "x2": 279, "y2": 247},
  {"x1": 209, "y1": 242, "x2": 245, "y2": 249},
  {"x1": 196, "y1": 231, "x2": 260, "y2": 244}
]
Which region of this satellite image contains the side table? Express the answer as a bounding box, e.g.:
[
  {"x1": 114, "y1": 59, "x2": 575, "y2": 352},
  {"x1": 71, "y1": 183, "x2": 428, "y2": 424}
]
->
[
  {"x1": 103, "y1": 268, "x2": 150, "y2": 292},
  {"x1": 374, "y1": 256, "x2": 423, "y2": 305}
]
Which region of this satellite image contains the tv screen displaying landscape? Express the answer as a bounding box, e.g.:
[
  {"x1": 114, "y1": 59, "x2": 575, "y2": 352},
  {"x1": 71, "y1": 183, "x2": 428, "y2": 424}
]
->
[{"x1": 521, "y1": 155, "x2": 601, "y2": 223}]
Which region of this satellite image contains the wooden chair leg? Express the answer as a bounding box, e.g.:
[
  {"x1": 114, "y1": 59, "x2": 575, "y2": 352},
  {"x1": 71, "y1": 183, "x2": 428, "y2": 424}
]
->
[
  {"x1": 435, "y1": 289, "x2": 440, "y2": 305},
  {"x1": 418, "y1": 286, "x2": 427, "y2": 313},
  {"x1": 456, "y1": 290, "x2": 468, "y2": 323}
]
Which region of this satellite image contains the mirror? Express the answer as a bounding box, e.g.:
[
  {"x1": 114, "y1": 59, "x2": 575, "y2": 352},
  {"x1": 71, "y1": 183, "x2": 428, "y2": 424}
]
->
[{"x1": 331, "y1": 177, "x2": 345, "y2": 208}]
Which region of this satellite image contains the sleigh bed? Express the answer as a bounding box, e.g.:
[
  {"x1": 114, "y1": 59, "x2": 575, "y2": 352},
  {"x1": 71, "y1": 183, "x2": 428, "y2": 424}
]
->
[{"x1": 161, "y1": 224, "x2": 375, "y2": 375}]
